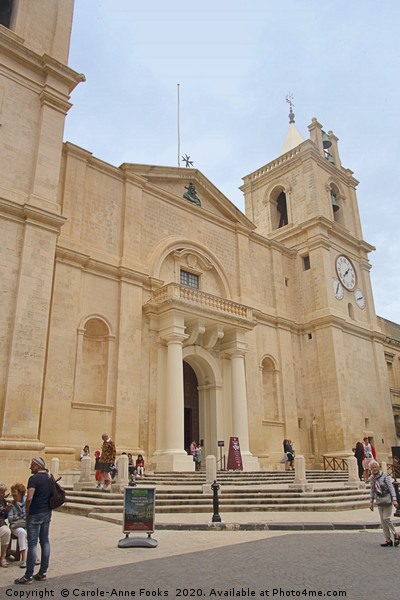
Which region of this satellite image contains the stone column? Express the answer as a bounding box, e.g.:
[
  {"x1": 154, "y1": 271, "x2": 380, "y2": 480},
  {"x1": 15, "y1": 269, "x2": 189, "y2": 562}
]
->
[
  {"x1": 203, "y1": 455, "x2": 217, "y2": 494},
  {"x1": 230, "y1": 350, "x2": 250, "y2": 453},
  {"x1": 165, "y1": 333, "x2": 186, "y2": 451},
  {"x1": 50, "y1": 457, "x2": 59, "y2": 480},
  {"x1": 347, "y1": 455, "x2": 362, "y2": 486},
  {"x1": 116, "y1": 454, "x2": 129, "y2": 487},
  {"x1": 221, "y1": 330, "x2": 259, "y2": 471},
  {"x1": 74, "y1": 455, "x2": 93, "y2": 491},
  {"x1": 289, "y1": 455, "x2": 312, "y2": 491},
  {"x1": 153, "y1": 324, "x2": 194, "y2": 472},
  {"x1": 79, "y1": 456, "x2": 91, "y2": 483}
]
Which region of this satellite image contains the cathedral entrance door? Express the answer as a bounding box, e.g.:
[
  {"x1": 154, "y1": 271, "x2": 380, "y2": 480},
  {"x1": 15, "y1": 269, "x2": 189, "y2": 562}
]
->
[{"x1": 184, "y1": 361, "x2": 200, "y2": 453}]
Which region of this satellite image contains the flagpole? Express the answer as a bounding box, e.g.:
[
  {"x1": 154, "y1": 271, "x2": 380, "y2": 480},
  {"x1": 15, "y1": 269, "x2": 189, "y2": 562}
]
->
[{"x1": 177, "y1": 83, "x2": 180, "y2": 167}]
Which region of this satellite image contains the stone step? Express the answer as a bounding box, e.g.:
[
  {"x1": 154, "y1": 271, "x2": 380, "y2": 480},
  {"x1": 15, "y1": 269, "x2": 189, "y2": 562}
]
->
[
  {"x1": 65, "y1": 490, "x2": 367, "y2": 508},
  {"x1": 67, "y1": 484, "x2": 365, "y2": 498},
  {"x1": 62, "y1": 497, "x2": 369, "y2": 516},
  {"x1": 62, "y1": 470, "x2": 362, "y2": 518},
  {"x1": 63, "y1": 486, "x2": 368, "y2": 516},
  {"x1": 142, "y1": 477, "x2": 348, "y2": 484},
  {"x1": 153, "y1": 500, "x2": 369, "y2": 513}
]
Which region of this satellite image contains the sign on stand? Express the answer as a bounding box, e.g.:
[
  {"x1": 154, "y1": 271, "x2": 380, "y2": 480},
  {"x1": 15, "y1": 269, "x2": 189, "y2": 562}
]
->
[
  {"x1": 118, "y1": 486, "x2": 158, "y2": 548},
  {"x1": 227, "y1": 436, "x2": 243, "y2": 470}
]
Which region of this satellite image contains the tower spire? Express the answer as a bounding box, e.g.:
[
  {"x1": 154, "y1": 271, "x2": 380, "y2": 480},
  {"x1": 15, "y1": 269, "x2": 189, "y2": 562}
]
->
[
  {"x1": 286, "y1": 92, "x2": 295, "y2": 124},
  {"x1": 280, "y1": 93, "x2": 304, "y2": 155}
]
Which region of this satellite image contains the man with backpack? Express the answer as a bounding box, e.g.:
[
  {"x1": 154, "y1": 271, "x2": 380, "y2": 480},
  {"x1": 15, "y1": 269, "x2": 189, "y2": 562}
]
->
[{"x1": 14, "y1": 457, "x2": 52, "y2": 585}]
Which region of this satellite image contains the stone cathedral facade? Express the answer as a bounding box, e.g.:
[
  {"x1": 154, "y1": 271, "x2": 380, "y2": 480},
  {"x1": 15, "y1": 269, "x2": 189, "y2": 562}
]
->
[{"x1": 1, "y1": 1, "x2": 399, "y2": 481}]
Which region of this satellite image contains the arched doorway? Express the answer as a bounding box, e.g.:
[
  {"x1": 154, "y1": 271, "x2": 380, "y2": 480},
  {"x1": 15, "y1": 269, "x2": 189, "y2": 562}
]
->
[
  {"x1": 182, "y1": 346, "x2": 224, "y2": 459},
  {"x1": 183, "y1": 361, "x2": 200, "y2": 452}
]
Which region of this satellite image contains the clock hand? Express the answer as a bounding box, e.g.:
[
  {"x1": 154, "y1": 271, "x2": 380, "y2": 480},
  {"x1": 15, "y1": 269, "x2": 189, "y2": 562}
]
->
[
  {"x1": 344, "y1": 268, "x2": 350, "y2": 277},
  {"x1": 336, "y1": 283, "x2": 340, "y2": 294}
]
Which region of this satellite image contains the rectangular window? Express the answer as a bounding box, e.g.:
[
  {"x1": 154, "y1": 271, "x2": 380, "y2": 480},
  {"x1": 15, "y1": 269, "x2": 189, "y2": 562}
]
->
[
  {"x1": 303, "y1": 255, "x2": 311, "y2": 271},
  {"x1": 180, "y1": 270, "x2": 199, "y2": 289}
]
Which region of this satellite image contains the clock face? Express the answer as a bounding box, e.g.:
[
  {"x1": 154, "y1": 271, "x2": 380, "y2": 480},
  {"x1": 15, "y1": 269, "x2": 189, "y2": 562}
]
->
[
  {"x1": 354, "y1": 288, "x2": 366, "y2": 309},
  {"x1": 332, "y1": 277, "x2": 344, "y2": 300},
  {"x1": 336, "y1": 255, "x2": 356, "y2": 291}
]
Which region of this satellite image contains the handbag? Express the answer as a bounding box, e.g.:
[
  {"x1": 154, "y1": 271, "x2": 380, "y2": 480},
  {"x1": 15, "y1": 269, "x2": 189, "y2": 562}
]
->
[
  {"x1": 10, "y1": 517, "x2": 26, "y2": 531},
  {"x1": 376, "y1": 493, "x2": 392, "y2": 506}
]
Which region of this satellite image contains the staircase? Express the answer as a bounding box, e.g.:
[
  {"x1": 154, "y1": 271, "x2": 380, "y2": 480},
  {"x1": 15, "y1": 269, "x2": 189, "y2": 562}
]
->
[{"x1": 61, "y1": 470, "x2": 370, "y2": 518}]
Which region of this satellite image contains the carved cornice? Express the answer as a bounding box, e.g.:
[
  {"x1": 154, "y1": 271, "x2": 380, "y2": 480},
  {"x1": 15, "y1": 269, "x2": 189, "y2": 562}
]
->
[
  {"x1": 55, "y1": 245, "x2": 151, "y2": 287},
  {"x1": 268, "y1": 215, "x2": 375, "y2": 257},
  {"x1": 241, "y1": 140, "x2": 359, "y2": 194},
  {"x1": 0, "y1": 197, "x2": 66, "y2": 232},
  {"x1": 253, "y1": 307, "x2": 386, "y2": 344},
  {"x1": 39, "y1": 89, "x2": 72, "y2": 115},
  {"x1": 41, "y1": 53, "x2": 86, "y2": 91},
  {"x1": 0, "y1": 30, "x2": 85, "y2": 92}
]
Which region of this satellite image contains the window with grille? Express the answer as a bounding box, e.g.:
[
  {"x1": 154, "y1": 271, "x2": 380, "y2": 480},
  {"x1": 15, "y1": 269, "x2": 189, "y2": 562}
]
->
[{"x1": 180, "y1": 270, "x2": 199, "y2": 289}]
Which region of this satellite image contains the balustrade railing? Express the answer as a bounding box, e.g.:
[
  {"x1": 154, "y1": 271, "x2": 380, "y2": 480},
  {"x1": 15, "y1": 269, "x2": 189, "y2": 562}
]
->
[
  {"x1": 388, "y1": 463, "x2": 400, "y2": 479},
  {"x1": 151, "y1": 283, "x2": 253, "y2": 320},
  {"x1": 323, "y1": 456, "x2": 348, "y2": 471}
]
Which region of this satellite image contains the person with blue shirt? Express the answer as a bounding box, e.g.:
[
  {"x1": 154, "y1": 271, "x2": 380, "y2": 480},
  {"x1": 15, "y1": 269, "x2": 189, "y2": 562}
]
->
[{"x1": 14, "y1": 457, "x2": 52, "y2": 585}]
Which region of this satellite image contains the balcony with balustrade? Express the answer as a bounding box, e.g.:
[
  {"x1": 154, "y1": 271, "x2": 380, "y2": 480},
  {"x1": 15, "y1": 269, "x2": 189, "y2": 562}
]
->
[{"x1": 144, "y1": 282, "x2": 256, "y2": 330}]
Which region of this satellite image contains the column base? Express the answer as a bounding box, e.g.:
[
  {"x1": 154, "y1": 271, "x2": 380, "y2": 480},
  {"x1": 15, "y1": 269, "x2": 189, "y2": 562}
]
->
[
  {"x1": 153, "y1": 451, "x2": 195, "y2": 472},
  {"x1": 241, "y1": 451, "x2": 260, "y2": 472}
]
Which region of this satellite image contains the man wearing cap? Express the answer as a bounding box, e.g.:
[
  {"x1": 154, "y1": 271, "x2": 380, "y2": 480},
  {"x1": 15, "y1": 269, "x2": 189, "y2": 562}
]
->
[{"x1": 14, "y1": 457, "x2": 52, "y2": 585}]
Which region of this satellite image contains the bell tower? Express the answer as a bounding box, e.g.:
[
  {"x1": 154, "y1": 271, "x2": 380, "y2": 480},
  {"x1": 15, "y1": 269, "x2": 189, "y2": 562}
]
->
[
  {"x1": 241, "y1": 106, "x2": 396, "y2": 462},
  {"x1": 0, "y1": 0, "x2": 84, "y2": 479}
]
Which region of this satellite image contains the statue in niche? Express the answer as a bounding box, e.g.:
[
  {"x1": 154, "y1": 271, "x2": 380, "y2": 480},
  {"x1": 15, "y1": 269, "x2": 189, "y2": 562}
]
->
[{"x1": 183, "y1": 183, "x2": 201, "y2": 206}]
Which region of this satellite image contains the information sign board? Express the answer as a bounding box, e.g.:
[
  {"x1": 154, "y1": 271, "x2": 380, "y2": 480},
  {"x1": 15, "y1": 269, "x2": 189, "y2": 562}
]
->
[
  {"x1": 227, "y1": 436, "x2": 243, "y2": 470},
  {"x1": 123, "y1": 486, "x2": 156, "y2": 534}
]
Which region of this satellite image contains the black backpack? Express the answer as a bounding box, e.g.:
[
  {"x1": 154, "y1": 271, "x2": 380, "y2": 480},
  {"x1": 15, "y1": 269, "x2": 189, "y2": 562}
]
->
[{"x1": 49, "y1": 475, "x2": 66, "y2": 509}]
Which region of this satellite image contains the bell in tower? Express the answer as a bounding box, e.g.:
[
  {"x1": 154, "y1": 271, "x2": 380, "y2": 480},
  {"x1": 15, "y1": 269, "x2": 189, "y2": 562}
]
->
[{"x1": 331, "y1": 191, "x2": 340, "y2": 213}]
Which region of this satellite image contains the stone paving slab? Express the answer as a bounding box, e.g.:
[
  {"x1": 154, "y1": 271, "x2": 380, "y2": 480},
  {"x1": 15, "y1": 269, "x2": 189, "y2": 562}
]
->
[{"x1": 0, "y1": 513, "x2": 398, "y2": 600}]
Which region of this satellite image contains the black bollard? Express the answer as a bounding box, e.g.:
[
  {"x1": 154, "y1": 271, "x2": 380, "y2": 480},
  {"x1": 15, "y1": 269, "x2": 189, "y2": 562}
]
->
[{"x1": 211, "y1": 479, "x2": 221, "y2": 523}]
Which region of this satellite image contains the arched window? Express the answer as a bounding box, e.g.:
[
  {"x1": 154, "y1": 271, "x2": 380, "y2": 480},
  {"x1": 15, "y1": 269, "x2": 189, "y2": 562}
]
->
[
  {"x1": 73, "y1": 316, "x2": 114, "y2": 405},
  {"x1": 330, "y1": 183, "x2": 344, "y2": 226},
  {"x1": 270, "y1": 187, "x2": 289, "y2": 231},
  {"x1": 261, "y1": 357, "x2": 280, "y2": 420},
  {"x1": 277, "y1": 192, "x2": 288, "y2": 228}
]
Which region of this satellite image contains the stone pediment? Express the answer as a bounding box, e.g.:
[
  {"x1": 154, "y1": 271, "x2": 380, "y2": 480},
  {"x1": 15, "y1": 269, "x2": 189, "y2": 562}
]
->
[{"x1": 120, "y1": 163, "x2": 255, "y2": 231}]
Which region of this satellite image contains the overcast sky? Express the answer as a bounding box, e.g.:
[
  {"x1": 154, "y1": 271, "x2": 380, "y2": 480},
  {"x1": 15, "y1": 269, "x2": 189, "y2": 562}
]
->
[{"x1": 64, "y1": 0, "x2": 400, "y2": 324}]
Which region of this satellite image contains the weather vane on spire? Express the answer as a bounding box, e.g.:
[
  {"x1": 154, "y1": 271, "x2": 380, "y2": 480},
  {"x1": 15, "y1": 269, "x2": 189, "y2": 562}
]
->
[{"x1": 285, "y1": 92, "x2": 295, "y2": 124}]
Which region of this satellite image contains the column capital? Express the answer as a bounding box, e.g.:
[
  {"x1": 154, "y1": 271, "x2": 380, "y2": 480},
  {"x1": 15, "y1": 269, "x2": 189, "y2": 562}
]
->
[
  {"x1": 221, "y1": 348, "x2": 248, "y2": 360},
  {"x1": 219, "y1": 328, "x2": 248, "y2": 355},
  {"x1": 161, "y1": 331, "x2": 188, "y2": 344},
  {"x1": 158, "y1": 311, "x2": 187, "y2": 343},
  {"x1": 160, "y1": 332, "x2": 188, "y2": 344}
]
